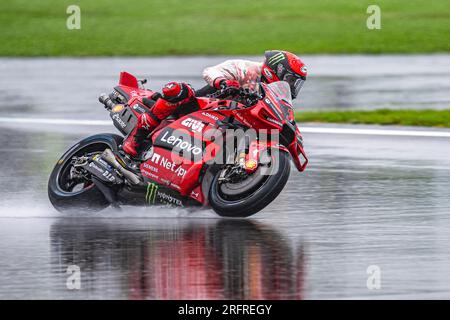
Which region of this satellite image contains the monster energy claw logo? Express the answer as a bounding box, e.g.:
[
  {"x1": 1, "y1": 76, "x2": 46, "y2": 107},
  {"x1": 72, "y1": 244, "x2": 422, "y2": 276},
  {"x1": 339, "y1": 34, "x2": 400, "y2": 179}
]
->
[
  {"x1": 145, "y1": 182, "x2": 183, "y2": 206},
  {"x1": 146, "y1": 182, "x2": 158, "y2": 204},
  {"x1": 268, "y1": 52, "x2": 284, "y2": 65}
]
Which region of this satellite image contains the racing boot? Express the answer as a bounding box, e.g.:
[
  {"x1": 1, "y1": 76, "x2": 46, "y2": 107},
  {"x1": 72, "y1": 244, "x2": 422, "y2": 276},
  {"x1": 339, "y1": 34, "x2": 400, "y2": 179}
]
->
[
  {"x1": 122, "y1": 82, "x2": 195, "y2": 157},
  {"x1": 122, "y1": 113, "x2": 159, "y2": 158}
]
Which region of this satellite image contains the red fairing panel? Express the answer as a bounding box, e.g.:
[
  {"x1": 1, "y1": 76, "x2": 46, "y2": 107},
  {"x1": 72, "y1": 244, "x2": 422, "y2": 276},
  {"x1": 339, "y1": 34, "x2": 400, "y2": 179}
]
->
[{"x1": 141, "y1": 110, "x2": 225, "y2": 203}]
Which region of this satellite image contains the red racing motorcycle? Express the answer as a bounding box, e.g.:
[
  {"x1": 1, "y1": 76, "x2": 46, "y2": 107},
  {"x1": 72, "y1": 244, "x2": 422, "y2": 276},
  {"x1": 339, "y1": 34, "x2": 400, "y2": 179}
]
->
[{"x1": 48, "y1": 72, "x2": 308, "y2": 217}]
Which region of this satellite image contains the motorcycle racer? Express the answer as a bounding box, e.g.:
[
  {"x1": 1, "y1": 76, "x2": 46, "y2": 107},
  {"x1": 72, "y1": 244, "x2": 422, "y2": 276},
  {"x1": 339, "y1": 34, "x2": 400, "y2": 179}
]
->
[
  {"x1": 122, "y1": 50, "x2": 307, "y2": 157},
  {"x1": 49, "y1": 68, "x2": 309, "y2": 216}
]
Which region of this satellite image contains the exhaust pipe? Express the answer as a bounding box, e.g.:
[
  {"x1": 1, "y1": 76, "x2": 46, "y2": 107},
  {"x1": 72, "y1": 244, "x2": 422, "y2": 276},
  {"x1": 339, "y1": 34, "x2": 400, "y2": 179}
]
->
[
  {"x1": 98, "y1": 93, "x2": 115, "y2": 110},
  {"x1": 101, "y1": 149, "x2": 141, "y2": 185}
]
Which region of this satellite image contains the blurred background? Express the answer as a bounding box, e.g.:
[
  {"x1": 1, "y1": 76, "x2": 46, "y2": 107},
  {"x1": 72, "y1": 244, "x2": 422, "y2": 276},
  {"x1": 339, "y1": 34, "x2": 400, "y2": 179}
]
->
[
  {"x1": 1, "y1": 0, "x2": 450, "y2": 300},
  {"x1": 1, "y1": 0, "x2": 449, "y2": 123}
]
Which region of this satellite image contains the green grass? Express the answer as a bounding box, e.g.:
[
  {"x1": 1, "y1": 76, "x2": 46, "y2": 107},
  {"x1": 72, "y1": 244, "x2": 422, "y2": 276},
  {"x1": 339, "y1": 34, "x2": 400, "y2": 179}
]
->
[
  {"x1": 1, "y1": 0, "x2": 449, "y2": 56},
  {"x1": 295, "y1": 109, "x2": 450, "y2": 127}
]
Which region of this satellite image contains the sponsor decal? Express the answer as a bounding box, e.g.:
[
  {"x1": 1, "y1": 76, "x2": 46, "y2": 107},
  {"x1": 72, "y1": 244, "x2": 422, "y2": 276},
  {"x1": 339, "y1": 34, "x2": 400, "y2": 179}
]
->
[
  {"x1": 160, "y1": 178, "x2": 171, "y2": 186},
  {"x1": 245, "y1": 159, "x2": 258, "y2": 171},
  {"x1": 93, "y1": 154, "x2": 113, "y2": 170},
  {"x1": 277, "y1": 63, "x2": 284, "y2": 76},
  {"x1": 88, "y1": 160, "x2": 115, "y2": 182},
  {"x1": 143, "y1": 162, "x2": 158, "y2": 173},
  {"x1": 263, "y1": 68, "x2": 273, "y2": 80},
  {"x1": 190, "y1": 190, "x2": 199, "y2": 199},
  {"x1": 301, "y1": 66, "x2": 307, "y2": 74},
  {"x1": 92, "y1": 154, "x2": 111, "y2": 169},
  {"x1": 142, "y1": 170, "x2": 159, "y2": 180},
  {"x1": 264, "y1": 98, "x2": 283, "y2": 120},
  {"x1": 165, "y1": 82, "x2": 176, "y2": 89},
  {"x1": 146, "y1": 182, "x2": 158, "y2": 204},
  {"x1": 150, "y1": 152, "x2": 186, "y2": 177},
  {"x1": 112, "y1": 104, "x2": 124, "y2": 113},
  {"x1": 88, "y1": 161, "x2": 104, "y2": 173},
  {"x1": 266, "y1": 117, "x2": 283, "y2": 127},
  {"x1": 132, "y1": 103, "x2": 146, "y2": 114},
  {"x1": 157, "y1": 130, "x2": 202, "y2": 156},
  {"x1": 201, "y1": 112, "x2": 219, "y2": 121},
  {"x1": 157, "y1": 191, "x2": 183, "y2": 206},
  {"x1": 112, "y1": 113, "x2": 127, "y2": 128},
  {"x1": 101, "y1": 170, "x2": 116, "y2": 182},
  {"x1": 170, "y1": 183, "x2": 181, "y2": 190},
  {"x1": 145, "y1": 182, "x2": 183, "y2": 206},
  {"x1": 235, "y1": 113, "x2": 251, "y2": 127},
  {"x1": 268, "y1": 52, "x2": 285, "y2": 65},
  {"x1": 181, "y1": 118, "x2": 205, "y2": 133}
]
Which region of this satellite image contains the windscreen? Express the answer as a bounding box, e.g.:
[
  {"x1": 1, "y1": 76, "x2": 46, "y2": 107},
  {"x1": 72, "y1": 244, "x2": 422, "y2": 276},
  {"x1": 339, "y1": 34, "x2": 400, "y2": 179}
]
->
[{"x1": 266, "y1": 81, "x2": 293, "y2": 106}]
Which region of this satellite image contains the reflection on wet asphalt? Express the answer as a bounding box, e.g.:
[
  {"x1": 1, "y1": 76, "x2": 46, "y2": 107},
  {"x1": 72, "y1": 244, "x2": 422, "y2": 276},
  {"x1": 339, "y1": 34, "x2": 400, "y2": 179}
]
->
[
  {"x1": 1, "y1": 123, "x2": 450, "y2": 299},
  {"x1": 48, "y1": 219, "x2": 304, "y2": 300},
  {"x1": 1, "y1": 55, "x2": 450, "y2": 118}
]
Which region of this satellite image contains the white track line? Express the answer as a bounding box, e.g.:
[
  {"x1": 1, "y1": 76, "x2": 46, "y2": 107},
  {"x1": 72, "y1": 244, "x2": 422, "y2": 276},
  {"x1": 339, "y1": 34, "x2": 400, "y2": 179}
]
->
[
  {"x1": 300, "y1": 127, "x2": 450, "y2": 137},
  {"x1": 0, "y1": 117, "x2": 110, "y2": 126},
  {"x1": 1, "y1": 117, "x2": 450, "y2": 138}
]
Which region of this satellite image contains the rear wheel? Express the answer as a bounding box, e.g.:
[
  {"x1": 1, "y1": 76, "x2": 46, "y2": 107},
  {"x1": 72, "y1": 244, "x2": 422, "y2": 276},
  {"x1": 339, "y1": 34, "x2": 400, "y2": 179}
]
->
[
  {"x1": 48, "y1": 134, "x2": 123, "y2": 213},
  {"x1": 209, "y1": 149, "x2": 291, "y2": 217}
]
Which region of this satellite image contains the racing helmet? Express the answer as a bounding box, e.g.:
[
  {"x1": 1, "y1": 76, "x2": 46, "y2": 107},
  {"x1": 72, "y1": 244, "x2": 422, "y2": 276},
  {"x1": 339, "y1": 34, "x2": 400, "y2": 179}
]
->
[{"x1": 261, "y1": 50, "x2": 307, "y2": 99}]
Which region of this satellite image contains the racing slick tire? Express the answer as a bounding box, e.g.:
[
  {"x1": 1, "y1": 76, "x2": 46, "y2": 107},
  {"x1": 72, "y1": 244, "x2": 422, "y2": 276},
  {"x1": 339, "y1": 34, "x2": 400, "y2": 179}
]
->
[
  {"x1": 209, "y1": 149, "x2": 291, "y2": 217},
  {"x1": 48, "y1": 133, "x2": 123, "y2": 213}
]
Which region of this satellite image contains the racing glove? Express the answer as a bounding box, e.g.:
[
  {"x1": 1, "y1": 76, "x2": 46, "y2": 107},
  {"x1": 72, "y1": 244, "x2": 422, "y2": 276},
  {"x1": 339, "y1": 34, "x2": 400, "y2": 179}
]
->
[{"x1": 213, "y1": 78, "x2": 240, "y2": 90}]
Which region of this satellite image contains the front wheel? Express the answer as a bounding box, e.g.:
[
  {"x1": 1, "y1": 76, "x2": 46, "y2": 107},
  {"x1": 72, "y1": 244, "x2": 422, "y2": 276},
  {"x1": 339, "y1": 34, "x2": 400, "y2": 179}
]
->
[
  {"x1": 48, "y1": 133, "x2": 123, "y2": 213},
  {"x1": 209, "y1": 150, "x2": 291, "y2": 217}
]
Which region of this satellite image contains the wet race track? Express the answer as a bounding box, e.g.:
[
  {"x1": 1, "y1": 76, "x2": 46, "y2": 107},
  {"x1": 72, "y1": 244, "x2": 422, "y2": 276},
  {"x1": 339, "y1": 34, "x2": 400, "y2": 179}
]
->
[{"x1": 1, "y1": 56, "x2": 450, "y2": 299}]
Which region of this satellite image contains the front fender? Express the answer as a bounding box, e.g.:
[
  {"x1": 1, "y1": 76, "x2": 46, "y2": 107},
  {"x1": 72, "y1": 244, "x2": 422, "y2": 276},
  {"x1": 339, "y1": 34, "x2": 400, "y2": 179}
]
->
[
  {"x1": 287, "y1": 140, "x2": 308, "y2": 172},
  {"x1": 250, "y1": 140, "x2": 308, "y2": 172}
]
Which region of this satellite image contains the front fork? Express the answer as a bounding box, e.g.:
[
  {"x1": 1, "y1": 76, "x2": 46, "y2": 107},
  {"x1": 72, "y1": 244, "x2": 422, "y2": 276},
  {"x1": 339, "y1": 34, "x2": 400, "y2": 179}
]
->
[
  {"x1": 234, "y1": 136, "x2": 259, "y2": 174},
  {"x1": 237, "y1": 137, "x2": 308, "y2": 173}
]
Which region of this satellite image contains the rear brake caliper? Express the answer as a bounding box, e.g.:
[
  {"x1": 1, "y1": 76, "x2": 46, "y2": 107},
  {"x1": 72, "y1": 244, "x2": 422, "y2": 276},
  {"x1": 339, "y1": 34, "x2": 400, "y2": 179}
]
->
[{"x1": 70, "y1": 156, "x2": 90, "y2": 180}]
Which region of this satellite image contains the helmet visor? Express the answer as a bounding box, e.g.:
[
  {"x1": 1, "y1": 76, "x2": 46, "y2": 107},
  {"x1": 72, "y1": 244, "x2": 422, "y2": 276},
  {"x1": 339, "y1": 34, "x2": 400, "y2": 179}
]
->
[{"x1": 283, "y1": 73, "x2": 305, "y2": 99}]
